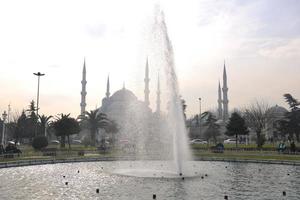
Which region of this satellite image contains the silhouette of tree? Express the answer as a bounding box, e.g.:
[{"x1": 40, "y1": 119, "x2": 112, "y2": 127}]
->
[
  {"x1": 277, "y1": 94, "x2": 300, "y2": 142},
  {"x1": 284, "y1": 94, "x2": 300, "y2": 111},
  {"x1": 84, "y1": 110, "x2": 109, "y2": 146},
  {"x1": 181, "y1": 98, "x2": 187, "y2": 120},
  {"x1": 104, "y1": 120, "x2": 119, "y2": 146},
  {"x1": 225, "y1": 112, "x2": 249, "y2": 148},
  {"x1": 26, "y1": 100, "x2": 38, "y2": 138},
  {"x1": 53, "y1": 114, "x2": 80, "y2": 149},
  {"x1": 15, "y1": 111, "x2": 27, "y2": 142},
  {"x1": 243, "y1": 102, "x2": 271, "y2": 148},
  {"x1": 38, "y1": 114, "x2": 52, "y2": 137},
  {"x1": 203, "y1": 112, "x2": 220, "y2": 144},
  {"x1": 6, "y1": 111, "x2": 29, "y2": 143}
]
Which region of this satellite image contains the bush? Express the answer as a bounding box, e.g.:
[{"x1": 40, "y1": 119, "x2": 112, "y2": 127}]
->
[
  {"x1": 32, "y1": 136, "x2": 48, "y2": 150},
  {"x1": 82, "y1": 136, "x2": 92, "y2": 147}
]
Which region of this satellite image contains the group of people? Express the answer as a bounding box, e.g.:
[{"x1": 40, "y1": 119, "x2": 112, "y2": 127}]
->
[
  {"x1": 277, "y1": 141, "x2": 297, "y2": 153},
  {"x1": 0, "y1": 143, "x2": 22, "y2": 155}
]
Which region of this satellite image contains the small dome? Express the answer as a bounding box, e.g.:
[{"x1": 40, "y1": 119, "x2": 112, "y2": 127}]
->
[
  {"x1": 109, "y1": 88, "x2": 138, "y2": 102},
  {"x1": 267, "y1": 105, "x2": 288, "y2": 118}
]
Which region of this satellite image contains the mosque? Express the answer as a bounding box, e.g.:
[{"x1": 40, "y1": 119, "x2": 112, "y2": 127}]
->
[
  {"x1": 78, "y1": 59, "x2": 165, "y2": 147},
  {"x1": 78, "y1": 58, "x2": 229, "y2": 142},
  {"x1": 79, "y1": 58, "x2": 159, "y2": 116}
]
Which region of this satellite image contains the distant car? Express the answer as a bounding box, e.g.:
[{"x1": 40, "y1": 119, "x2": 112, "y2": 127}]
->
[
  {"x1": 7, "y1": 141, "x2": 20, "y2": 145},
  {"x1": 50, "y1": 140, "x2": 60, "y2": 144},
  {"x1": 72, "y1": 140, "x2": 82, "y2": 144},
  {"x1": 118, "y1": 139, "x2": 130, "y2": 146},
  {"x1": 190, "y1": 139, "x2": 208, "y2": 144},
  {"x1": 224, "y1": 139, "x2": 237, "y2": 144}
]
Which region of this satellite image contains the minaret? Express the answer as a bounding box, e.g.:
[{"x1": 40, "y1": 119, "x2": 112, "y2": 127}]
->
[
  {"x1": 7, "y1": 103, "x2": 11, "y2": 123},
  {"x1": 80, "y1": 58, "x2": 87, "y2": 116},
  {"x1": 144, "y1": 58, "x2": 150, "y2": 106},
  {"x1": 218, "y1": 80, "x2": 223, "y2": 120},
  {"x1": 156, "y1": 74, "x2": 161, "y2": 113},
  {"x1": 222, "y1": 61, "x2": 229, "y2": 121},
  {"x1": 106, "y1": 75, "x2": 110, "y2": 98}
]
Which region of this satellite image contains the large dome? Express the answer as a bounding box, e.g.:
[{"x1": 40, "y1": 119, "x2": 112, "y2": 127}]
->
[
  {"x1": 99, "y1": 87, "x2": 149, "y2": 115},
  {"x1": 267, "y1": 105, "x2": 287, "y2": 114},
  {"x1": 109, "y1": 88, "x2": 138, "y2": 102},
  {"x1": 97, "y1": 87, "x2": 152, "y2": 144},
  {"x1": 267, "y1": 105, "x2": 288, "y2": 118}
]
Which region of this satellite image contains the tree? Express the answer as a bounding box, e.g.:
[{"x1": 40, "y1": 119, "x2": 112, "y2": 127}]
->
[
  {"x1": 277, "y1": 94, "x2": 300, "y2": 142},
  {"x1": 225, "y1": 112, "x2": 249, "y2": 148},
  {"x1": 276, "y1": 119, "x2": 292, "y2": 141},
  {"x1": 39, "y1": 114, "x2": 52, "y2": 137},
  {"x1": 52, "y1": 114, "x2": 80, "y2": 149},
  {"x1": 8, "y1": 111, "x2": 33, "y2": 142},
  {"x1": 203, "y1": 112, "x2": 220, "y2": 144},
  {"x1": 243, "y1": 102, "x2": 272, "y2": 148},
  {"x1": 284, "y1": 94, "x2": 300, "y2": 111},
  {"x1": 15, "y1": 111, "x2": 27, "y2": 142},
  {"x1": 26, "y1": 100, "x2": 38, "y2": 138},
  {"x1": 84, "y1": 110, "x2": 109, "y2": 146},
  {"x1": 192, "y1": 112, "x2": 209, "y2": 126},
  {"x1": 181, "y1": 97, "x2": 187, "y2": 120},
  {"x1": 27, "y1": 100, "x2": 37, "y2": 118},
  {"x1": 104, "y1": 120, "x2": 119, "y2": 146}
]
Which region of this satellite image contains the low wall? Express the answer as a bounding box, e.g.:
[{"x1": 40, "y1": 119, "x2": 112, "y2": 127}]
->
[
  {"x1": 195, "y1": 157, "x2": 300, "y2": 166},
  {"x1": 0, "y1": 156, "x2": 299, "y2": 169}
]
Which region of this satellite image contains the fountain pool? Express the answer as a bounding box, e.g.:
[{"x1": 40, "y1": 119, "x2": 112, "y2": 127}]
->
[{"x1": 0, "y1": 161, "x2": 299, "y2": 200}]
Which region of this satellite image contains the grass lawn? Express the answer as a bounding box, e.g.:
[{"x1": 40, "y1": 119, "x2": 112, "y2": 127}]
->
[
  {"x1": 191, "y1": 143, "x2": 281, "y2": 149},
  {"x1": 0, "y1": 144, "x2": 299, "y2": 164},
  {"x1": 193, "y1": 150, "x2": 300, "y2": 161}
]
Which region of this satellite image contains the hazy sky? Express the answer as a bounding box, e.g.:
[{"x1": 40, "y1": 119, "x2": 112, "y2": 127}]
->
[{"x1": 0, "y1": 0, "x2": 299, "y2": 118}]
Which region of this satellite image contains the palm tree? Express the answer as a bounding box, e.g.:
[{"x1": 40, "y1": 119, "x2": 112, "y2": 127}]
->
[
  {"x1": 84, "y1": 110, "x2": 109, "y2": 146},
  {"x1": 39, "y1": 114, "x2": 52, "y2": 137},
  {"x1": 53, "y1": 114, "x2": 80, "y2": 149}
]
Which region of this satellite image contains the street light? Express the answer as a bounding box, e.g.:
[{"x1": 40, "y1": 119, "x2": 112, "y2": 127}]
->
[
  {"x1": 1, "y1": 111, "x2": 7, "y2": 146},
  {"x1": 198, "y1": 98, "x2": 202, "y2": 137},
  {"x1": 33, "y1": 72, "x2": 45, "y2": 136}
]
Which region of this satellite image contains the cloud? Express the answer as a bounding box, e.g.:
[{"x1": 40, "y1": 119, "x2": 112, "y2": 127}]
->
[
  {"x1": 86, "y1": 24, "x2": 107, "y2": 38},
  {"x1": 196, "y1": 0, "x2": 300, "y2": 39},
  {"x1": 258, "y1": 38, "x2": 300, "y2": 59}
]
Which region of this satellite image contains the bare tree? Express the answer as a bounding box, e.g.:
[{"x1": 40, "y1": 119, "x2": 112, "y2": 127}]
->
[{"x1": 243, "y1": 102, "x2": 274, "y2": 148}]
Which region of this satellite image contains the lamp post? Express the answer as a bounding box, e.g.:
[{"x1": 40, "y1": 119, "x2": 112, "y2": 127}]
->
[
  {"x1": 198, "y1": 98, "x2": 202, "y2": 137},
  {"x1": 1, "y1": 111, "x2": 7, "y2": 146},
  {"x1": 33, "y1": 72, "x2": 45, "y2": 136}
]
